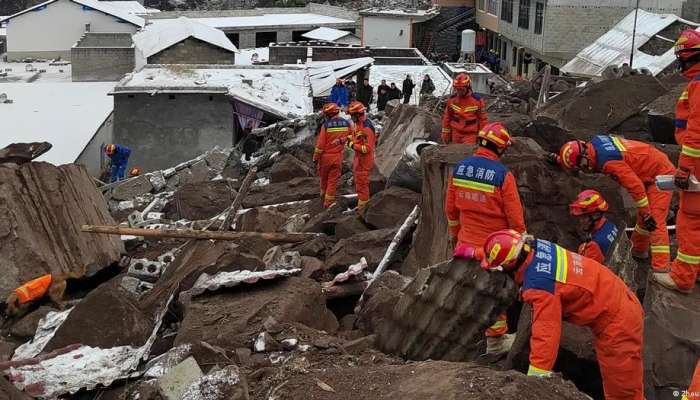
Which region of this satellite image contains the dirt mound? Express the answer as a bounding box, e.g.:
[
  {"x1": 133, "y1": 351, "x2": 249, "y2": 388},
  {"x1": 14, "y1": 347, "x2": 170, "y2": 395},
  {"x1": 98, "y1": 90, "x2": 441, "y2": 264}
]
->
[
  {"x1": 376, "y1": 258, "x2": 518, "y2": 361},
  {"x1": 276, "y1": 360, "x2": 590, "y2": 400},
  {"x1": 539, "y1": 74, "x2": 666, "y2": 136},
  {"x1": 0, "y1": 162, "x2": 123, "y2": 300},
  {"x1": 174, "y1": 277, "x2": 338, "y2": 351},
  {"x1": 173, "y1": 180, "x2": 237, "y2": 220}
]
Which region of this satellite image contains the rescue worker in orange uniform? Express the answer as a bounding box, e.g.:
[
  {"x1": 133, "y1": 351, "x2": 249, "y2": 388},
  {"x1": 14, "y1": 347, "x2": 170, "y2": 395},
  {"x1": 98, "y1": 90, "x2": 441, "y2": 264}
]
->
[
  {"x1": 654, "y1": 29, "x2": 700, "y2": 293},
  {"x1": 569, "y1": 190, "x2": 620, "y2": 264},
  {"x1": 313, "y1": 103, "x2": 350, "y2": 208},
  {"x1": 684, "y1": 359, "x2": 700, "y2": 400},
  {"x1": 445, "y1": 122, "x2": 526, "y2": 355},
  {"x1": 441, "y1": 73, "x2": 488, "y2": 145},
  {"x1": 553, "y1": 135, "x2": 675, "y2": 272},
  {"x1": 4, "y1": 274, "x2": 67, "y2": 317},
  {"x1": 346, "y1": 101, "x2": 376, "y2": 209},
  {"x1": 480, "y1": 229, "x2": 644, "y2": 400}
]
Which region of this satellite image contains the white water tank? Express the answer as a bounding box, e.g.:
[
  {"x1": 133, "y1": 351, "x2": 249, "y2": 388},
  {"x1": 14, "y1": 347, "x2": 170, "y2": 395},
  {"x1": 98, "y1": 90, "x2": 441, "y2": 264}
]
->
[{"x1": 461, "y1": 29, "x2": 476, "y2": 53}]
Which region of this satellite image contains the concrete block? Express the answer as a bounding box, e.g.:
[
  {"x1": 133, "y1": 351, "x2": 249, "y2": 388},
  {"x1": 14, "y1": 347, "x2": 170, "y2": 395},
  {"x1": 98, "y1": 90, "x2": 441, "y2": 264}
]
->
[
  {"x1": 262, "y1": 246, "x2": 301, "y2": 271},
  {"x1": 111, "y1": 175, "x2": 153, "y2": 201},
  {"x1": 128, "y1": 259, "x2": 164, "y2": 283},
  {"x1": 148, "y1": 171, "x2": 166, "y2": 192},
  {"x1": 157, "y1": 356, "x2": 203, "y2": 400},
  {"x1": 128, "y1": 210, "x2": 144, "y2": 228},
  {"x1": 204, "y1": 149, "x2": 229, "y2": 172},
  {"x1": 120, "y1": 276, "x2": 142, "y2": 294}
]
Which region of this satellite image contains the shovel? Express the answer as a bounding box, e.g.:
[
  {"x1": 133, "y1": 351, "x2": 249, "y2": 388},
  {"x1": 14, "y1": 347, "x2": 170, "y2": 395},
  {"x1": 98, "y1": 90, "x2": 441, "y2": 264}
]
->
[{"x1": 655, "y1": 175, "x2": 700, "y2": 192}]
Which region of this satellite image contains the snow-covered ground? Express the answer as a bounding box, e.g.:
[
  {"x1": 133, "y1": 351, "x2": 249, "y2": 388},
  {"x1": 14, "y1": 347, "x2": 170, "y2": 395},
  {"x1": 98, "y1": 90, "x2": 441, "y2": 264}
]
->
[
  {"x1": 368, "y1": 65, "x2": 453, "y2": 105},
  {"x1": 0, "y1": 82, "x2": 115, "y2": 165},
  {"x1": 236, "y1": 47, "x2": 269, "y2": 65},
  {"x1": 0, "y1": 61, "x2": 72, "y2": 83},
  {"x1": 120, "y1": 65, "x2": 312, "y2": 117}
]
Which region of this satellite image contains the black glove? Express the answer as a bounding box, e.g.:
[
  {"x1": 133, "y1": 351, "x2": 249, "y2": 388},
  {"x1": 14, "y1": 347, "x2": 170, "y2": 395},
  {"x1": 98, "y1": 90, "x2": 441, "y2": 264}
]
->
[
  {"x1": 675, "y1": 167, "x2": 691, "y2": 190},
  {"x1": 545, "y1": 152, "x2": 560, "y2": 166},
  {"x1": 642, "y1": 213, "x2": 658, "y2": 232}
]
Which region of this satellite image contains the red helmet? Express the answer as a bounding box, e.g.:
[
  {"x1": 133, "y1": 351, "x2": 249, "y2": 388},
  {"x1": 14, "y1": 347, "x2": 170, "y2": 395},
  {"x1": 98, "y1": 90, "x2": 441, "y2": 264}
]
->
[
  {"x1": 675, "y1": 29, "x2": 700, "y2": 61},
  {"x1": 322, "y1": 103, "x2": 340, "y2": 116},
  {"x1": 569, "y1": 189, "x2": 608, "y2": 216},
  {"x1": 559, "y1": 140, "x2": 586, "y2": 171},
  {"x1": 129, "y1": 167, "x2": 142, "y2": 177},
  {"x1": 481, "y1": 229, "x2": 527, "y2": 271},
  {"x1": 105, "y1": 144, "x2": 116, "y2": 156},
  {"x1": 478, "y1": 122, "x2": 512, "y2": 151},
  {"x1": 348, "y1": 101, "x2": 366, "y2": 115},
  {"x1": 453, "y1": 73, "x2": 472, "y2": 89}
]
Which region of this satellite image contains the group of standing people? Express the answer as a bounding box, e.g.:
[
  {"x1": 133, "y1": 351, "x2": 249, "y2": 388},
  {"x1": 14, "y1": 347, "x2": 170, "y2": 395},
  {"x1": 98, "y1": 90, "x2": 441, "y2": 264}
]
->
[
  {"x1": 441, "y1": 25, "x2": 700, "y2": 397},
  {"x1": 328, "y1": 74, "x2": 437, "y2": 112}
]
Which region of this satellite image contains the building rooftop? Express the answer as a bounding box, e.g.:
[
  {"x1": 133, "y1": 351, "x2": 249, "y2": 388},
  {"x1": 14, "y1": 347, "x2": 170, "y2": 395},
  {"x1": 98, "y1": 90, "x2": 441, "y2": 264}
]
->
[
  {"x1": 191, "y1": 13, "x2": 355, "y2": 30},
  {"x1": 307, "y1": 57, "x2": 375, "y2": 97},
  {"x1": 369, "y1": 65, "x2": 453, "y2": 103},
  {"x1": 0, "y1": 0, "x2": 145, "y2": 27},
  {"x1": 102, "y1": 1, "x2": 146, "y2": 14},
  {"x1": 359, "y1": 7, "x2": 439, "y2": 21},
  {"x1": 302, "y1": 27, "x2": 353, "y2": 42},
  {"x1": 113, "y1": 65, "x2": 312, "y2": 118},
  {"x1": 136, "y1": 17, "x2": 238, "y2": 58},
  {"x1": 562, "y1": 9, "x2": 700, "y2": 77},
  {"x1": 0, "y1": 82, "x2": 114, "y2": 165}
]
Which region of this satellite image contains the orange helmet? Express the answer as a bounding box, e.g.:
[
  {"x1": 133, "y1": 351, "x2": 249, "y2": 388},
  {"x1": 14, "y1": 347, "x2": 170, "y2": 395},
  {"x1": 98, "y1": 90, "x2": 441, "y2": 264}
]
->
[
  {"x1": 322, "y1": 102, "x2": 340, "y2": 116},
  {"x1": 348, "y1": 101, "x2": 366, "y2": 115},
  {"x1": 481, "y1": 229, "x2": 528, "y2": 271},
  {"x1": 453, "y1": 73, "x2": 471, "y2": 89},
  {"x1": 569, "y1": 189, "x2": 608, "y2": 216},
  {"x1": 559, "y1": 140, "x2": 587, "y2": 171},
  {"x1": 129, "y1": 167, "x2": 142, "y2": 177},
  {"x1": 105, "y1": 144, "x2": 116, "y2": 156},
  {"x1": 675, "y1": 29, "x2": 700, "y2": 61},
  {"x1": 478, "y1": 122, "x2": 512, "y2": 151}
]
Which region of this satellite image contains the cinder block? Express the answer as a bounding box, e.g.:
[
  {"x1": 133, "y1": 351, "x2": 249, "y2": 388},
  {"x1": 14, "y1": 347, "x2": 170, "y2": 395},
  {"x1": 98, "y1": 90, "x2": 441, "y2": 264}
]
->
[{"x1": 128, "y1": 259, "x2": 164, "y2": 282}]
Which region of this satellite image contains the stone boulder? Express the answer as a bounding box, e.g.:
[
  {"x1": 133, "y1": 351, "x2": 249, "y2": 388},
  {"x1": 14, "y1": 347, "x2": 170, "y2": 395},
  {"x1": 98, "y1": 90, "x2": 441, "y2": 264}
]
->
[
  {"x1": 270, "y1": 154, "x2": 312, "y2": 183},
  {"x1": 111, "y1": 175, "x2": 154, "y2": 201},
  {"x1": 10, "y1": 306, "x2": 56, "y2": 339},
  {"x1": 243, "y1": 177, "x2": 320, "y2": 208},
  {"x1": 324, "y1": 214, "x2": 370, "y2": 239},
  {"x1": 324, "y1": 228, "x2": 397, "y2": 272},
  {"x1": 174, "y1": 277, "x2": 338, "y2": 350},
  {"x1": 237, "y1": 207, "x2": 289, "y2": 233},
  {"x1": 361, "y1": 186, "x2": 420, "y2": 229},
  {"x1": 0, "y1": 162, "x2": 123, "y2": 300},
  {"x1": 356, "y1": 271, "x2": 410, "y2": 335},
  {"x1": 643, "y1": 282, "x2": 700, "y2": 399},
  {"x1": 174, "y1": 180, "x2": 237, "y2": 220}
]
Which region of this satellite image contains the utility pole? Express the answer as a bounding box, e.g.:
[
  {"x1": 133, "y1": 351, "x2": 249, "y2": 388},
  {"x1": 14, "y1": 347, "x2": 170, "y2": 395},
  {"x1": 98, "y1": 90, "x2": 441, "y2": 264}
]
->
[{"x1": 629, "y1": 0, "x2": 641, "y2": 68}]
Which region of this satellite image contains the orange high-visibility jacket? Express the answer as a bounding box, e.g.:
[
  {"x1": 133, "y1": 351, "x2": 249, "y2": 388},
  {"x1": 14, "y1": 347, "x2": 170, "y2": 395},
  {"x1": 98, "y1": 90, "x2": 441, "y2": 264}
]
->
[
  {"x1": 587, "y1": 135, "x2": 675, "y2": 215},
  {"x1": 441, "y1": 93, "x2": 488, "y2": 144},
  {"x1": 314, "y1": 116, "x2": 350, "y2": 161},
  {"x1": 577, "y1": 218, "x2": 619, "y2": 264},
  {"x1": 14, "y1": 274, "x2": 52, "y2": 304},
  {"x1": 445, "y1": 148, "x2": 526, "y2": 246},
  {"x1": 350, "y1": 117, "x2": 376, "y2": 172},
  {"x1": 676, "y1": 63, "x2": 700, "y2": 174},
  {"x1": 514, "y1": 240, "x2": 641, "y2": 374},
  {"x1": 685, "y1": 358, "x2": 700, "y2": 400}
]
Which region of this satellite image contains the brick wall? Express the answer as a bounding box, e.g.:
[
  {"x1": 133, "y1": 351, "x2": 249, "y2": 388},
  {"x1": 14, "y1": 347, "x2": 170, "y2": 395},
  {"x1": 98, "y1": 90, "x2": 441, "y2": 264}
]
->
[
  {"x1": 71, "y1": 46, "x2": 135, "y2": 81},
  {"x1": 76, "y1": 32, "x2": 133, "y2": 47},
  {"x1": 148, "y1": 38, "x2": 235, "y2": 64}
]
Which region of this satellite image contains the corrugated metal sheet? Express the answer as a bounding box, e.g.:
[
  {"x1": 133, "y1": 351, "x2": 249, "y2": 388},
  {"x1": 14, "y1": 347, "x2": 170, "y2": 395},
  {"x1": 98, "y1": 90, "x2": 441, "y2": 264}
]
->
[{"x1": 561, "y1": 9, "x2": 698, "y2": 77}]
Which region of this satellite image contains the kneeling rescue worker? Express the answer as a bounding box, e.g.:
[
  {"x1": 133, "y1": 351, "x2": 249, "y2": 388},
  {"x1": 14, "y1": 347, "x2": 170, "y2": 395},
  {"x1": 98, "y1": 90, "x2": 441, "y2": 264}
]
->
[
  {"x1": 347, "y1": 101, "x2": 376, "y2": 209},
  {"x1": 553, "y1": 135, "x2": 674, "y2": 272},
  {"x1": 569, "y1": 190, "x2": 619, "y2": 264},
  {"x1": 441, "y1": 73, "x2": 488, "y2": 145},
  {"x1": 481, "y1": 229, "x2": 644, "y2": 400},
  {"x1": 445, "y1": 122, "x2": 526, "y2": 355},
  {"x1": 654, "y1": 29, "x2": 700, "y2": 293},
  {"x1": 313, "y1": 103, "x2": 350, "y2": 208}
]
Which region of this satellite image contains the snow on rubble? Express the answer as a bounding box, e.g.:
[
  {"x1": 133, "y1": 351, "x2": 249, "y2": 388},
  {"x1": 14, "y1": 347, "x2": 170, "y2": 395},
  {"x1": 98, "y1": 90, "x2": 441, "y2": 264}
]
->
[{"x1": 116, "y1": 65, "x2": 312, "y2": 118}]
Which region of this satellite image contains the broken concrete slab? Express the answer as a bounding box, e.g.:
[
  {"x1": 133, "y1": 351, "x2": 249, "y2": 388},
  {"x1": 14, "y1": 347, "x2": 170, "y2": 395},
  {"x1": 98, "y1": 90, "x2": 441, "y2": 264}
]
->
[
  {"x1": 361, "y1": 186, "x2": 420, "y2": 229},
  {"x1": 270, "y1": 154, "x2": 312, "y2": 183},
  {"x1": 262, "y1": 246, "x2": 301, "y2": 270},
  {"x1": 175, "y1": 277, "x2": 338, "y2": 351},
  {"x1": 157, "y1": 357, "x2": 203, "y2": 400},
  {"x1": 182, "y1": 160, "x2": 209, "y2": 185},
  {"x1": 204, "y1": 149, "x2": 230, "y2": 173},
  {"x1": 376, "y1": 258, "x2": 518, "y2": 361},
  {"x1": 237, "y1": 207, "x2": 289, "y2": 233},
  {"x1": 185, "y1": 268, "x2": 302, "y2": 299},
  {"x1": 643, "y1": 282, "x2": 700, "y2": 399},
  {"x1": 243, "y1": 177, "x2": 320, "y2": 208},
  {"x1": 0, "y1": 142, "x2": 52, "y2": 165},
  {"x1": 0, "y1": 162, "x2": 123, "y2": 300},
  {"x1": 111, "y1": 175, "x2": 154, "y2": 201},
  {"x1": 180, "y1": 365, "x2": 248, "y2": 400},
  {"x1": 173, "y1": 180, "x2": 237, "y2": 221},
  {"x1": 324, "y1": 228, "x2": 397, "y2": 272},
  {"x1": 276, "y1": 360, "x2": 590, "y2": 399}
]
